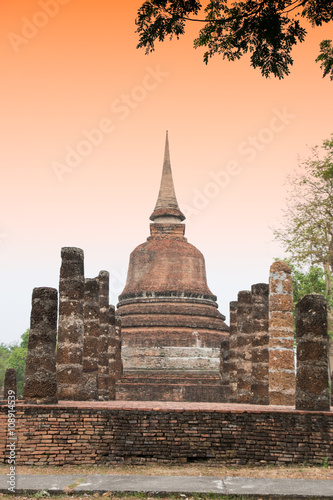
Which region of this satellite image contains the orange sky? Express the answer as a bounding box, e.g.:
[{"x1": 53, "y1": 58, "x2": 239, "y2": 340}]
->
[{"x1": 1, "y1": 1, "x2": 333, "y2": 343}]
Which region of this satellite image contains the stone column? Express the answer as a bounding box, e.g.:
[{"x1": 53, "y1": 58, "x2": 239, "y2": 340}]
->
[
  {"x1": 251, "y1": 283, "x2": 269, "y2": 405},
  {"x1": 228, "y1": 301, "x2": 238, "y2": 402},
  {"x1": 82, "y1": 277, "x2": 100, "y2": 401},
  {"x1": 23, "y1": 287, "x2": 58, "y2": 404},
  {"x1": 220, "y1": 337, "x2": 230, "y2": 388},
  {"x1": 328, "y1": 311, "x2": 333, "y2": 389},
  {"x1": 237, "y1": 291, "x2": 253, "y2": 403},
  {"x1": 56, "y1": 247, "x2": 84, "y2": 400},
  {"x1": 4, "y1": 369, "x2": 17, "y2": 399},
  {"x1": 268, "y1": 261, "x2": 295, "y2": 406},
  {"x1": 98, "y1": 270, "x2": 110, "y2": 400},
  {"x1": 296, "y1": 294, "x2": 330, "y2": 411},
  {"x1": 115, "y1": 315, "x2": 123, "y2": 381},
  {"x1": 108, "y1": 305, "x2": 116, "y2": 400}
]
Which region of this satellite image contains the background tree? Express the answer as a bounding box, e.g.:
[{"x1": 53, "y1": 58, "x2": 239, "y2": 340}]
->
[
  {"x1": 274, "y1": 135, "x2": 333, "y2": 383},
  {"x1": 0, "y1": 329, "x2": 29, "y2": 397},
  {"x1": 291, "y1": 263, "x2": 327, "y2": 304},
  {"x1": 316, "y1": 39, "x2": 333, "y2": 80},
  {"x1": 274, "y1": 134, "x2": 333, "y2": 301},
  {"x1": 19, "y1": 328, "x2": 29, "y2": 349},
  {"x1": 136, "y1": 0, "x2": 333, "y2": 79},
  {"x1": 0, "y1": 343, "x2": 11, "y2": 391},
  {"x1": 277, "y1": 259, "x2": 329, "y2": 312}
]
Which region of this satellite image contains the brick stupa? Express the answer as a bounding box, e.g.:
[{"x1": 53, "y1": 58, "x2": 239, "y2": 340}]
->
[{"x1": 116, "y1": 133, "x2": 229, "y2": 402}]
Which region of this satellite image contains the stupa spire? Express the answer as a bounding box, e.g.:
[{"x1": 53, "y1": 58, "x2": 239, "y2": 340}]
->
[{"x1": 150, "y1": 132, "x2": 185, "y2": 223}]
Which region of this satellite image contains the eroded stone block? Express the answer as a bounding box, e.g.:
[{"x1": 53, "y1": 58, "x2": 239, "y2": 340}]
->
[
  {"x1": 56, "y1": 247, "x2": 84, "y2": 400},
  {"x1": 237, "y1": 291, "x2": 252, "y2": 403},
  {"x1": 251, "y1": 283, "x2": 269, "y2": 405},
  {"x1": 82, "y1": 277, "x2": 100, "y2": 401},
  {"x1": 4, "y1": 369, "x2": 16, "y2": 398},
  {"x1": 24, "y1": 287, "x2": 58, "y2": 404},
  {"x1": 296, "y1": 294, "x2": 330, "y2": 411}
]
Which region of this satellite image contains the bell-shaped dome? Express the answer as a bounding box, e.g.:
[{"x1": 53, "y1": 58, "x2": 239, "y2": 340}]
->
[
  {"x1": 119, "y1": 227, "x2": 216, "y2": 301},
  {"x1": 118, "y1": 132, "x2": 220, "y2": 306}
]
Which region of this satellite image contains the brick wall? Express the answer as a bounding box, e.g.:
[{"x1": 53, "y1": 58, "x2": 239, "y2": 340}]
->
[{"x1": 1, "y1": 402, "x2": 332, "y2": 466}]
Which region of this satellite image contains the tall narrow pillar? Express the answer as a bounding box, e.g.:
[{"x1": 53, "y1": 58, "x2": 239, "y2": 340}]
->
[
  {"x1": 251, "y1": 283, "x2": 269, "y2": 405},
  {"x1": 56, "y1": 247, "x2": 84, "y2": 400},
  {"x1": 268, "y1": 261, "x2": 295, "y2": 406},
  {"x1": 220, "y1": 337, "x2": 230, "y2": 388},
  {"x1": 296, "y1": 294, "x2": 330, "y2": 411},
  {"x1": 82, "y1": 277, "x2": 100, "y2": 401},
  {"x1": 23, "y1": 287, "x2": 58, "y2": 404},
  {"x1": 108, "y1": 305, "x2": 117, "y2": 400},
  {"x1": 228, "y1": 301, "x2": 238, "y2": 402},
  {"x1": 237, "y1": 291, "x2": 253, "y2": 403},
  {"x1": 98, "y1": 270, "x2": 110, "y2": 400},
  {"x1": 4, "y1": 369, "x2": 17, "y2": 399},
  {"x1": 115, "y1": 315, "x2": 122, "y2": 381}
]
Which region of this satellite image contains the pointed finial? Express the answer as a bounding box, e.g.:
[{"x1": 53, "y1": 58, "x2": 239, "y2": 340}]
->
[
  {"x1": 150, "y1": 132, "x2": 185, "y2": 223},
  {"x1": 164, "y1": 129, "x2": 170, "y2": 163}
]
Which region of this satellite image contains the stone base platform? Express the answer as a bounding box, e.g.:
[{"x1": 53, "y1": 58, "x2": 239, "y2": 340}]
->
[
  {"x1": 115, "y1": 370, "x2": 229, "y2": 402},
  {"x1": 1, "y1": 400, "x2": 332, "y2": 467}
]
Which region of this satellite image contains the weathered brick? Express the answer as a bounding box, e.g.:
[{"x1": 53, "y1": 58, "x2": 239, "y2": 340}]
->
[
  {"x1": 57, "y1": 247, "x2": 84, "y2": 400},
  {"x1": 268, "y1": 262, "x2": 295, "y2": 406}
]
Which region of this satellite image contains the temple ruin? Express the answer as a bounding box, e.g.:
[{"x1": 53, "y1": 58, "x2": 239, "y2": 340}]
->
[
  {"x1": 1, "y1": 133, "x2": 331, "y2": 470},
  {"x1": 18, "y1": 133, "x2": 330, "y2": 408}
]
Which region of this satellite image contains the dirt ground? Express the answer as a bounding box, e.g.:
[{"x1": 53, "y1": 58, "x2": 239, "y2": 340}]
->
[
  {"x1": 0, "y1": 462, "x2": 332, "y2": 480},
  {"x1": 0, "y1": 493, "x2": 263, "y2": 500}
]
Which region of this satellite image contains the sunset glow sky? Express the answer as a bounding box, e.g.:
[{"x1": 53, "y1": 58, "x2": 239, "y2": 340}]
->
[{"x1": 1, "y1": 1, "x2": 333, "y2": 344}]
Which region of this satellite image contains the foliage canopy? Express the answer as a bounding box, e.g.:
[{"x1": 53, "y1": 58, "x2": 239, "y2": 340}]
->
[
  {"x1": 274, "y1": 134, "x2": 333, "y2": 303},
  {"x1": 136, "y1": 1, "x2": 333, "y2": 79}
]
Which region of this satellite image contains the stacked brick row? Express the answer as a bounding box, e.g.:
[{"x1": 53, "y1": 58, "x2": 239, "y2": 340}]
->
[
  {"x1": 82, "y1": 277, "x2": 100, "y2": 401},
  {"x1": 1, "y1": 404, "x2": 332, "y2": 466},
  {"x1": 251, "y1": 283, "x2": 269, "y2": 405},
  {"x1": 98, "y1": 271, "x2": 111, "y2": 400},
  {"x1": 227, "y1": 301, "x2": 238, "y2": 402},
  {"x1": 107, "y1": 306, "x2": 116, "y2": 399},
  {"x1": 220, "y1": 337, "x2": 230, "y2": 387},
  {"x1": 56, "y1": 247, "x2": 85, "y2": 400},
  {"x1": 268, "y1": 261, "x2": 295, "y2": 406},
  {"x1": 236, "y1": 291, "x2": 253, "y2": 403},
  {"x1": 109, "y1": 313, "x2": 122, "y2": 399}
]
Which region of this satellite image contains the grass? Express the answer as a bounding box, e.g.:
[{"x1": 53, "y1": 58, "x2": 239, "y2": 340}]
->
[{"x1": 0, "y1": 461, "x2": 332, "y2": 480}]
